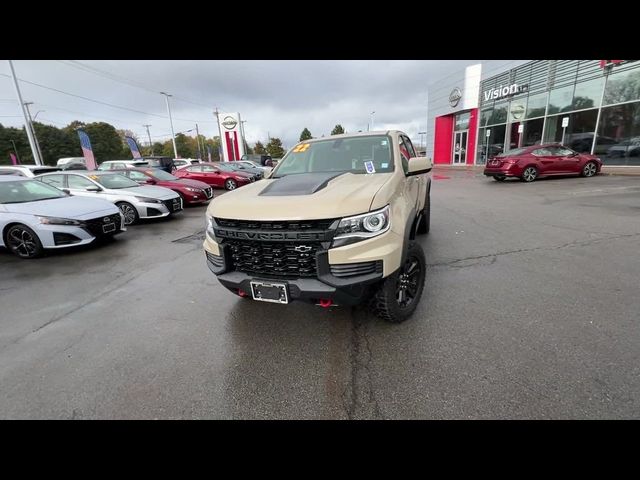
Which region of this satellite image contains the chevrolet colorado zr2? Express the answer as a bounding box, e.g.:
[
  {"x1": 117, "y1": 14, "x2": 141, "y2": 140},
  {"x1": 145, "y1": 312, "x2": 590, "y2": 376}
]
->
[{"x1": 203, "y1": 131, "x2": 432, "y2": 323}]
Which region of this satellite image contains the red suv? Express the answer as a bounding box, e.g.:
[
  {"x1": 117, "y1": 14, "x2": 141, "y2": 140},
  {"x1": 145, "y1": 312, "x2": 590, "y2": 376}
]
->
[{"x1": 483, "y1": 144, "x2": 602, "y2": 182}]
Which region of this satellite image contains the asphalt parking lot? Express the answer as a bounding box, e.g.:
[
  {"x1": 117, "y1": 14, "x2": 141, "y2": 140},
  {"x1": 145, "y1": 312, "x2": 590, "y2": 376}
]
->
[{"x1": 1, "y1": 168, "x2": 639, "y2": 419}]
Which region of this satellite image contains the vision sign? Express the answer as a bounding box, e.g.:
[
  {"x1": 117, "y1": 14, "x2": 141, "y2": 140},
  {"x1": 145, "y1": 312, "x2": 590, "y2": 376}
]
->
[{"x1": 483, "y1": 83, "x2": 528, "y2": 101}]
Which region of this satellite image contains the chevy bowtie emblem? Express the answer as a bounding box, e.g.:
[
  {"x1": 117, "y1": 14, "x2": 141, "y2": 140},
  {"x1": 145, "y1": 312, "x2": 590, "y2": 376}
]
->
[{"x1": 293, "y1": 245, "x2": 312, "y2": 253}]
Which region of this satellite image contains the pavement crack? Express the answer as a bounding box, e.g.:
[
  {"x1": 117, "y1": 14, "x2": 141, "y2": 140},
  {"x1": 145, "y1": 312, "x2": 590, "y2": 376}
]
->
[
  {"x1": 428, "y1": 232, "x2": 640, "y2": 269},
  {"x1": 343, "y1": 307, "x2": 383, "y2": 420}
]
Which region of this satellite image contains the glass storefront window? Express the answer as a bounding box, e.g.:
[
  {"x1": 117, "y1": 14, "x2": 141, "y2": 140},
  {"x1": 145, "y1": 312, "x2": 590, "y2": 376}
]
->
[
  {"x1": 487, "y1": 102, "x2": 507, "y2": 125},
  {"x1": 521, "y1": 118, "x2": 544, "y2": 146},
  {"x1": 573, "y1": 77, "x2": 604, "y2": 110},
  {"x1": 604, "y1": 69, "x2": 640, "y2": 106},
  {"x1": 454, "y1": 112, "x2": 470, "y2": 131},
  {"x1": 509, "y1": 96, "x2": 527, "y2": 122},
  {"x1": 476, "y1": 124, "x2": 506, "y2": 164},
  {"x1": 596, "y1": 101, "x2": 640, "y2": 166},
  {"x1": 526, "y1": 92, "x2": 547, "y2": 119},
  {"x1": 543, "y1": 109, "x2": 598, "y2": 152},
  {"x1": 547, "y1": 84, "x2": 575, "y2": 114}
]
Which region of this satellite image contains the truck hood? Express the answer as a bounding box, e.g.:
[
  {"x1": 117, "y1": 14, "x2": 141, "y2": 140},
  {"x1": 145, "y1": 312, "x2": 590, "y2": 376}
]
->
[
  {"x1": 208, "y1": 172, "x2": 393, "y2": 220},
  {"x1": 3, "y1": 195, "x2": 119, "y2": 219}
]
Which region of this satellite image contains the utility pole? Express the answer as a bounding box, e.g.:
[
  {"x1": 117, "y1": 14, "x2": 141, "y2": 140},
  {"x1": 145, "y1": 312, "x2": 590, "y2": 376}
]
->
[
  {"x1": 23, "y1": 103, "x2": 44, "y2": 164},
  {"x1": 160, "y1": 92, "x2": 178, "y2": 158},
  {"x1": 195, "y1": 123, "x2": 202, "y2": 160},
  {"x1": 214, "y1": 107, "x2": 224, "y2": 162},
  {"x1": 143, "y1": 124, "x2": 153, "y2": 155},
  {"x1": 8, "y1": 61, "x2": 41, "y2": 165}
]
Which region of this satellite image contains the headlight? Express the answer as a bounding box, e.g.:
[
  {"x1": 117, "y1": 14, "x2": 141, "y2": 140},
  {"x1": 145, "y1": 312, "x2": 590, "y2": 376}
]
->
[
  {"x1": 134, "y1": 196, "x2": 162, "y2": 204},
  {"x1": 185, "y1": 187, "x2": 202, "y2": 192},
  {"x1": 206, "y1": 216, "x2": 215, "y2": 238},
  {"x1": 333, "y1": 205, "x2": 390, "y2": 247},
  {"x1": 37, "y1": 216, "x2": 82, "y2": 226}
]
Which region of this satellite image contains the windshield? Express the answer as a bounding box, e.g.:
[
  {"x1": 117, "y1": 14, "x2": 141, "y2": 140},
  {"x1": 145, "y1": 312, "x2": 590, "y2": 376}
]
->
[
  {"x1": 215, "y1": 163, "x2": 239, "y2": 172},
  {"x1": 93, "y1": 174, "x2": 140, "y2": 189},
  {"x1": 497, "y1": 147, "x2": 528, "y2": 157},
  {"x1": 272, "y1": 135, "x2": 394, "y2": 178},
  {"x1": 147, "y1": 169, "x2": 177, "y2": 181},
  {"x1": 0, "y1": 179, "x2": 66, "y2": 204}
]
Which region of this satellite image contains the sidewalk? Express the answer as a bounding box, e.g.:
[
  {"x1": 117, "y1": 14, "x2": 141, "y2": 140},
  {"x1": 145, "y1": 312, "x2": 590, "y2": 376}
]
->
[{"x1": 433, "y1": 164, "x2": 640, "y2": 176}]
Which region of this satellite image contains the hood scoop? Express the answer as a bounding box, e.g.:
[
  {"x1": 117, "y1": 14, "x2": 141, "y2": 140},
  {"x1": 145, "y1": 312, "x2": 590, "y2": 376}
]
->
[{"x1": 259, "y1": 172, "x2": 346, "y2": 196}]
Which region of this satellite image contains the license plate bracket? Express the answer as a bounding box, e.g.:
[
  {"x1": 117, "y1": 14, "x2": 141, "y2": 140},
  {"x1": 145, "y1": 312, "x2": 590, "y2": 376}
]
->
[
  {"x1": 250, "y1": 281, "x2": 289, "y2": 304},
  {"x1": 102, "y1": 223, "x2": 116, "y2": 233}
]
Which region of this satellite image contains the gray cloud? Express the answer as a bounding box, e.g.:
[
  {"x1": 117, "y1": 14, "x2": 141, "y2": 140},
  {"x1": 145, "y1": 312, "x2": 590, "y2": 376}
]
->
[{"x1": 0, "y1": 60, "x2": 523, "y2": 150}]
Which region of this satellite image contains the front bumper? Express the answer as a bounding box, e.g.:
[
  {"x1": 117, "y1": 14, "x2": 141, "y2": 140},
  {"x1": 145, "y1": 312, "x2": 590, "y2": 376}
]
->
[
  {"x1": 202, "y1": 228, "x2": 400, "y2": 306},
  {"x1": 136, "y1": 197, "x2": 183, "y2": 219}
]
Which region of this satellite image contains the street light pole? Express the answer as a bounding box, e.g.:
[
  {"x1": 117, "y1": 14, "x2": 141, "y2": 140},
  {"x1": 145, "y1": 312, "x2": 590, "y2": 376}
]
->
[
  {"x1": 195, "y1": 123, "x2": 202, "y2": 160},
  {"x1": 160, "y1": 92, "x2": 178, "y2": 158},
  {"x1": 23, "y1": 102, "x2": 44, "y2": 165},
  {"x1": 214, "y1": 107, "x2": 224, "y2": 162},
  {"x1": 370, "y1": 111, "x2": 376, "y2": 131},
  {"x1": 8, "y1": 60, "x2": 42, "y2": 165},
  {"x1": 240, "y1": 120, "x2": 248, "y2": 155},
  {"x1": 418, "y1": 131, "x2": 427, "y2": 154},
  {"x1": 143, "y1": 124, "x2": 153, "y2": 155}
]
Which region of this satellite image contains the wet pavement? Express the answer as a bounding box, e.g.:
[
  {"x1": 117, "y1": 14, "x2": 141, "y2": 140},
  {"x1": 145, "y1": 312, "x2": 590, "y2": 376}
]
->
[{"x1": 1, "y1": 169, "x2": 639, "y2": 419}]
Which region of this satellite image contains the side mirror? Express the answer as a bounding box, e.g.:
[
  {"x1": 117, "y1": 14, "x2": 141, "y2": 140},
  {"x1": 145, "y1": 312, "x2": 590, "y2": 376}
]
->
[
  {"x1": 86, "y1": 185, "x2": 102, "y2": 192},
  {"x1": 407, "y1": 156, "x2": 432, "y2": 176}
]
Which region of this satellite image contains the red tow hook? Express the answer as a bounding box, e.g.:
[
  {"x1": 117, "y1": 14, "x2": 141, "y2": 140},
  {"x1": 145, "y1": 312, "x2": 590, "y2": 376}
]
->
[
  {"x1": 318, "y1": 298, "x2": 333, "y2": 308},
  {"x1": 238, "y1": 289, "x2": 248, "y2": 297}
]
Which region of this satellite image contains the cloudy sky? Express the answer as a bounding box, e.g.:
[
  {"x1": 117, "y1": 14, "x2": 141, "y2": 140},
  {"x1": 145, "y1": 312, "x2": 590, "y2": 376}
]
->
[{"x1": 0, "y1": 60, "x2": 525, "y2": 149}]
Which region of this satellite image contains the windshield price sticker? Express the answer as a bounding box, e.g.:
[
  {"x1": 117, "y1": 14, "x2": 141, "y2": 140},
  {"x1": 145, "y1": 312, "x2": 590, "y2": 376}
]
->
[
  {"x1": 293, "y1": 143, "x2": 311, "y2": 153},
  {"x1": 364, "y1": 161, "x2": 376, "y2": 174}
]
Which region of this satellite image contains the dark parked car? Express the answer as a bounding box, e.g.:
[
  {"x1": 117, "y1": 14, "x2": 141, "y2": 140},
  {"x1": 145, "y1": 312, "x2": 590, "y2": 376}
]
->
[
  {"x1": 142, "y1": 156, "x2": 175, "y2": 173},
  {"x1": 241, "y1": 154, "x2": 273, "y2": 167},
  {"x1": 213, "y1": 161, "x2": 263, "y2": 179},
  {"x1": 113, "y1": 167, "x2": 213, "y2": 205},
  {"x1": 483, "y1": 143, "x2": 602, "y2": 182},
  {"x1": 173, "y1": 162, "x2": 254, "y2": 190}
]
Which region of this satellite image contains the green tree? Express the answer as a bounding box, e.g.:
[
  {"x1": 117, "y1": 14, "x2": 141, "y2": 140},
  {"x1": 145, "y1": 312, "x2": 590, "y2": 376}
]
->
[
  {"x1": 82, "y1": 122, "x2": 124, "y2": 162},
  {"x1": 331, "y1": 124, "x2": 345, "y2": 135},
  {"x1": 151, "y1": 142, "x2": 164, "y2": 156},
  {"x1": 265, "y1": 137, "x2": 285, "y2": 158},
  {"x1": 33, "y1": 122, "x2": 81, "y2": 165},
  {"x1": 299, "y1": 128, "x2": 312, "y2": 141},
  {"x1": 254, "y1": 141, "x2": 266, "y2": 154},
  {"x1": 203, "y1": 137, "x2": 221, "y2": 161},
  {"x1": 0, "y1": 124, "x2": 31, "y2": 165}
]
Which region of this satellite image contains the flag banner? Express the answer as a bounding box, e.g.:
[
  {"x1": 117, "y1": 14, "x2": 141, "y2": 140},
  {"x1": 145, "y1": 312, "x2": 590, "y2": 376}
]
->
[
  {"x1": 77, "y1": 129, "x2": 97, "y2": 170},
  {"x1": 10, "y1": 153, "x2": 18, "y2": 165},
  {"x1": 125, "y1": 136, "x2": 142, "y2": 159}
]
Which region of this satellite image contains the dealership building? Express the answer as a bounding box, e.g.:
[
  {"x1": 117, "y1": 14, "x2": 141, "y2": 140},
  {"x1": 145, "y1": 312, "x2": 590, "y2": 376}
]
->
[{"x1": 426, "y1": 60, "x2": 640, "y2": 167}]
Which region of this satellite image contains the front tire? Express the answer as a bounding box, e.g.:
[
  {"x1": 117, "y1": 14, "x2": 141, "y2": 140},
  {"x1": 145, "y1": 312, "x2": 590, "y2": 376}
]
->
[
  {"x1": 582, "y1": 161, "x2": 597, "y2": 177},
  {"x1": 225, "y1": 179, "x2": 237, "y2": 190},
  {"x1": 116, "y1": 202, "x2": 139, "y2": 225},
  {"x1": 521, "y1": 166, "x2": 538, "y2": 182},
  {"x1": 369, "y1": 241, "x2": 426, "y2": 323},
  {"x1": 5, "y1": 224, "x2": 43, "y2": 259}
]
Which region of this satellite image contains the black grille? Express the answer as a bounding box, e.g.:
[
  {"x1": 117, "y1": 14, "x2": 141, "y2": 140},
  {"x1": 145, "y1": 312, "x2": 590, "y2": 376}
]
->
[
  {"x1": 204, "y1": 187, "x2": 213, "y2": 199},
  {"x1": 225, "y1": 240, "x2": 321, "y2": 278},
  {"x1": 83, "y1": 213, "x2": 121, "y2": 237},
  {"x1": 162, "y1": 197, "x2": 183, "y2": 212},
  {"x1": 53, "y1": 232, "x2": 82, "y2": 246},
  {"x1": 330, "y1": 261, "x2": 383, "y2": 278},
  {"x1": 215, "y1": 218, "x2": 336, "y2": 231}
]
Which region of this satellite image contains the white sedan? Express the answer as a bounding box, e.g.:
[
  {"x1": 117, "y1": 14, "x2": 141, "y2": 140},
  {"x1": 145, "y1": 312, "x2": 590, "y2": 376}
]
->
[
  {"x1": 0, "y1": 176, "x2": 125, "y2": 259},
  {"x1": 36, "y1": 171, "x2": 183, "y2": 225}
]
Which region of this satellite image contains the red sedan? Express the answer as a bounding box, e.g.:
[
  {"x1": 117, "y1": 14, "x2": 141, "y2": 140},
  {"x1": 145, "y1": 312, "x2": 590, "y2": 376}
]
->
[
  {"x1": 114, "y1": 167, "x2": 213, "y2": 205},
  {"x1": 173, "y1": 162, "x2": 254, "y2": 190},
  {"x1": 483, "y1": 144, "x2": 602, "y2": 182}
]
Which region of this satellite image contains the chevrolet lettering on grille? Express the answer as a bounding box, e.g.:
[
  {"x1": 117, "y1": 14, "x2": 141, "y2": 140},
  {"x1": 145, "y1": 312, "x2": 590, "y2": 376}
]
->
[{"x1": 215, "y1": 229, "x2": 326, "y2": 241}]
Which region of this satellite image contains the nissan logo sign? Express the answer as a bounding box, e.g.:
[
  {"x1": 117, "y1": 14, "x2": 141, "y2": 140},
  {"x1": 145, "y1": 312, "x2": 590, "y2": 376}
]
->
[
  {"x1": 222, "y1": 116, "x2": 238, "y2": 130},
  {"x1": 449, "y1": 88, "x2": 462, "y2": 107}
]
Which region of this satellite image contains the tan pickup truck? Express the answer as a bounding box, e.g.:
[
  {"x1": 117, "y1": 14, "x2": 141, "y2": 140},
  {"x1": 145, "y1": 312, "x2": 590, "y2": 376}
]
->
[{"x1": 203, "y1": 130, "x2": 432, "y2": 322}]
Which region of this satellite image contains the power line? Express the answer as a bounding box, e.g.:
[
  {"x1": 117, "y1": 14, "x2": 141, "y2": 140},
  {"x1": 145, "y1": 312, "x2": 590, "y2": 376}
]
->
[{"x1": 0, "y1": 72, "x2": 218, "y2": 125}]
